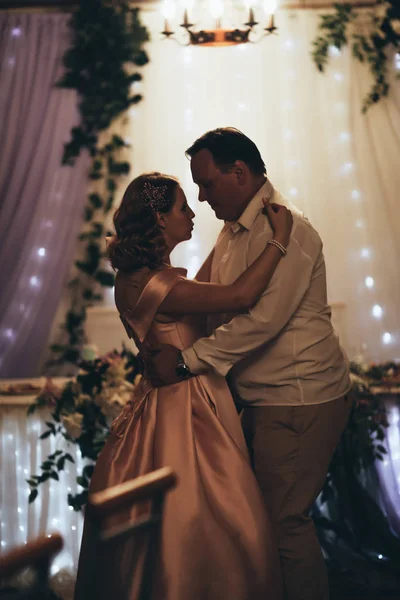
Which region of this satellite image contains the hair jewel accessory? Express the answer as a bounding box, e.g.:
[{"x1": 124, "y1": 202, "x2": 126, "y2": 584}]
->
[{"x1": 142, "y1": 182, "x2": 169, "y2": 212}]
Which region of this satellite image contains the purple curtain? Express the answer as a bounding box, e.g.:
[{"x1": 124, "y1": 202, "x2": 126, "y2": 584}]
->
[{"x1": 0, "y1": 13, "x2": 90, "y2": 377}]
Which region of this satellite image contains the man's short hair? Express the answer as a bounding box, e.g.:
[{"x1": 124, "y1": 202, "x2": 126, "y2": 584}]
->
[{"x1": 186, "y1": 127, "x2": 266, "y2": 176}]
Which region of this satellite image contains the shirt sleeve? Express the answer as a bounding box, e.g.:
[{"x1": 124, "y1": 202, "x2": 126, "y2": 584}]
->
[{"x1": 183, "y1": 221, "x2": 321, "y2": 376}]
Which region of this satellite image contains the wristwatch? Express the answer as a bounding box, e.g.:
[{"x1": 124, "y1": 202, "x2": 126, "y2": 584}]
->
[{"x1": 175, "y1": 351, "x2": 193, "y2": 380}]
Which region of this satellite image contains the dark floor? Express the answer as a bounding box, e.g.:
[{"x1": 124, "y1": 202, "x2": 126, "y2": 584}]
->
[{"x1": 328, "y1": 562, "x2": 400, "y2": 600}]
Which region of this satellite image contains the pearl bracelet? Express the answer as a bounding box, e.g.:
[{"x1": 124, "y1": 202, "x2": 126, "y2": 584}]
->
[{"x1": 267, "y1": 238, "x2": 287, "y2": 256}]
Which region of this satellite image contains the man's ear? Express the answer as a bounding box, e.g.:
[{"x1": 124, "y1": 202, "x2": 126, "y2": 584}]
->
[
  {"x1": 233, "y1": 160, "x2": 248, "y2": 185},
  {"x1": 155, "y1": 212, "x2": 167, "y2": 229}
]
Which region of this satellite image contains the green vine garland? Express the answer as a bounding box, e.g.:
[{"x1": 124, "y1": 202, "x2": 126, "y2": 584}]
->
[
  {"x1": 48, "y1": 0, "x2": 149, "y2": 370},
  {"x1": 312, "y1": 1, "x2": 400, "y2": 112}
]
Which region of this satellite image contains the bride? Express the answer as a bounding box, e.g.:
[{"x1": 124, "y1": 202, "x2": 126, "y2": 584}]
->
[{"x1": 74, "y1": 171, "x2": 292, "y2": 600}]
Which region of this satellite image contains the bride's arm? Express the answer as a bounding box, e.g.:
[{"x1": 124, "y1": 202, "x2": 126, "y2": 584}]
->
[{"x1": 159, "y1": 201, "x2": 292, "y2": 315}]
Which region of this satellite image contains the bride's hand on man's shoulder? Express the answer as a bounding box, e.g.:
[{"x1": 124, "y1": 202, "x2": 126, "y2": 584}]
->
[{"x1": 262, "y1": 198, "x2": 293, "y2": 247}]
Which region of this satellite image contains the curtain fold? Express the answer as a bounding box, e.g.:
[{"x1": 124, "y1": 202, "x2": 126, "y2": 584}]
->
[{"x1": 0, "y1": 13, "x2": 90, "y2": 377}]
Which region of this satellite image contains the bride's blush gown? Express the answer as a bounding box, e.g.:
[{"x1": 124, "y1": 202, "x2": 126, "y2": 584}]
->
[{"x1": 74, "y1": 267, "x2": 283, "y2": 600}]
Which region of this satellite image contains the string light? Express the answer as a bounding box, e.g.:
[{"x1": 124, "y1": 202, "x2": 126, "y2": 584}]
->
[
  {"x1": 351, "y1": 190, "x2": 361, "y2": 200},
  {"x1": 382, "y1": 332, "x2": 392, "y2": 345},
  {"x1": 341, "y1": 162, "x2": 353, "y2": 174},
  {"x1": 360, "y1": 248, "x2": 370, "y2": 259},
  {"x1": 37, "y1": 247, "x2": 46, "y2": 257},
  {"x1": 339, "y1": 131, "x2": 350, "y2": 142},
  {"x1": 372, "y1": 304, "x2": 383, "y2": 319},
  {"x1": 329, "y1": 45, "x2": 341, "y2": 57},
  {"x1": 365, "y1": 276, "x2": 374, "y2": 289},
  {"x1": 29, "y1": 275, "x2": 40, "y2": 288}
]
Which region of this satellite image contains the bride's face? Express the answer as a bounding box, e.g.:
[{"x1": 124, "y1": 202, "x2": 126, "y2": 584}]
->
[{"x1": 161, "y1": 186, "x2": 195, "y2": 249}]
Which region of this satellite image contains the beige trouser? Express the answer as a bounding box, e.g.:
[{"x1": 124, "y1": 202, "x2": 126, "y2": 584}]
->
[{"x1": 241, "y1": 395, "x2": 352, "y2": 600}]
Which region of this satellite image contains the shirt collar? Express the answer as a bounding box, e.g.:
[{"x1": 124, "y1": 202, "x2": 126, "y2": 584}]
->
[
  {"x1": 230, "y1": 179, "x2": 304, "y2": 234},
  {"x1": 231, "y1": 179, "x2": 274, "y2": 234}
]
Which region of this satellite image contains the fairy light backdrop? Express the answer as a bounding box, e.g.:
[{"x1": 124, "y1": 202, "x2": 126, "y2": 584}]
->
[{"x1": 121, "y1": 7, "x2": 400, "y2": 363}]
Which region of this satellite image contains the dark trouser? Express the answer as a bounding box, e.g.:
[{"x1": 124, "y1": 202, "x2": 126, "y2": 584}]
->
[{"x1": 242, "y1": 395, "x2": 352, "y2": 600}]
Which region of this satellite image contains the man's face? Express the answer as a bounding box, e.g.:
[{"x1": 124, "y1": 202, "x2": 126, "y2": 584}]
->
[{"x1": 190, "y1": 149, "x2": 246, "y2": 222}]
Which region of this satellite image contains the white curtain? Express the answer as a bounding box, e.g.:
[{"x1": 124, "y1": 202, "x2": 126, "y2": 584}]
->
[
  {"x1": 116, "y1": 7, "x2": 400, "y2": 363},
  {"x1": 0, "y1": 400, "x2": 84, "y2": 598}
]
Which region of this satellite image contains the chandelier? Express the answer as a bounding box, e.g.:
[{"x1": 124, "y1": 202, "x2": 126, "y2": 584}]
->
[{"x1": 161, "y1": 0, "x2": 278, "y2": 46}]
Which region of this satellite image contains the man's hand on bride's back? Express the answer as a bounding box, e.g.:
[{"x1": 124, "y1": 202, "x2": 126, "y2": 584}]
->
[
  {"x1": 262, "y1": 198, "x2": 293, "y2": 248},
  {"x1": 145, "y1": 344, "x2": 182, "y2": 387}
]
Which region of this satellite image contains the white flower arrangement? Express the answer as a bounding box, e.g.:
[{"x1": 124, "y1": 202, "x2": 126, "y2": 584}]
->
[{"x1": 27, "y1": 346, "x2": 142, "y2": 510}]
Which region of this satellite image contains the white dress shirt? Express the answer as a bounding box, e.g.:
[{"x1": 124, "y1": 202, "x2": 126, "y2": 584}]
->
[{"x1": 183, "y1": 179, "x2": 351, "y2": 406}]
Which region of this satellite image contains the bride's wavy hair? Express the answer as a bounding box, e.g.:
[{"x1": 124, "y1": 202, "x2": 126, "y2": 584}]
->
[{"x1": 107, "y1": 172, "x2": 179, "y2": 273}]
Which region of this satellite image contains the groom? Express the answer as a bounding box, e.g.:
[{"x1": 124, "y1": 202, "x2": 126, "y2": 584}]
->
[{"x1": 147, "y1": 127, "x2": 352, "y2": 600}]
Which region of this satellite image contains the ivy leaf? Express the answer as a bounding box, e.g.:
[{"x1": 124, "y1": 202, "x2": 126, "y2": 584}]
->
[
  {"x1": 107, "y1": 179, "x2": 117, "y2": 192},
  {"x1": 84, "y1": 207, "x2": 94, "y2": 222},
  {"x1": 41, "y1": 460, "x2": 54, "y2": 470},
  {"x1": 26, "y1": 479, "x2": 38, "y2": 487},
  {"x1": 111, "y1": 135, "x2": 125, "y2": 148},
  {"x1": 88, "y1": 193, "x2": 103, "y2": 209},
  {"x1": 91, "y1": 223, "x2": 104, "y2": 238},
  {"x1": 95, "y1": 270, "x2": 115, "y2": 287},
  {"x1": 40, "y1": 430, "x2": 52, "y2": 440},
  {"x1": 105, "y1": 196, "x2": 114, "y2": 213},
  {"x1": 83, "y1": 464, "x2": 95, "y2": 478},
  {"x1": 109, "y1": 161, "x2": 130, "y2": 175},
  {"x1": 28, "y1": 489, "x2": 38, "y2": 503},
  {"x1": 77, "y1": 476, "x2": 89, "y2": 488}
]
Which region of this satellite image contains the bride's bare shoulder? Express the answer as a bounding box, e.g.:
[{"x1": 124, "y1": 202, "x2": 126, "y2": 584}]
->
[{"x1": 114, "y1": 267, "x2": 153, "y2": 311}]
